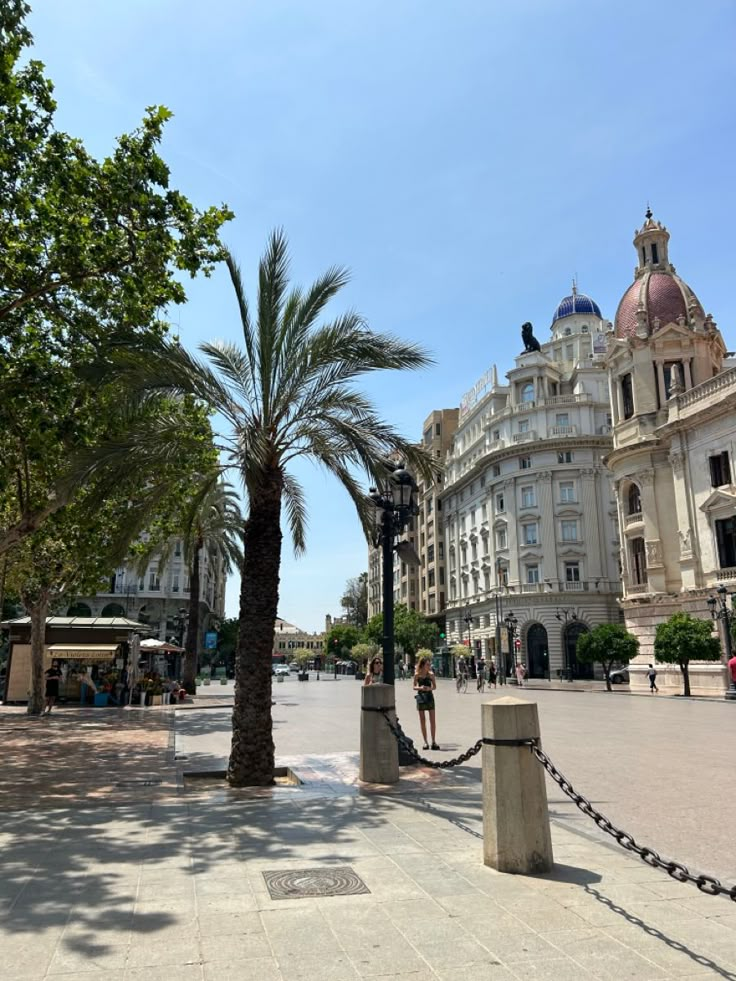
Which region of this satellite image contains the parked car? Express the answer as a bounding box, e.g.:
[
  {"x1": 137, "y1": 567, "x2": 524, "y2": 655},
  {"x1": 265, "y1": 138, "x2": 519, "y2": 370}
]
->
[
  {"x1": 609, "y1": 667, "x2": 630, "y2": 684},
  {"x1": 274, "y1": 665, "x2": 290, "y2": 677},
  {"x1": 289, "y1": 662, "x2": 300, "y2": 672}
]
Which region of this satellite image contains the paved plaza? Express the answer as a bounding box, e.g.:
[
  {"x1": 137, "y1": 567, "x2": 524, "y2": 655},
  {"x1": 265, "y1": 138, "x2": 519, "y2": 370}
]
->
[{"x1": 1, "y1": 680, "x2": 736, "y2": 979}]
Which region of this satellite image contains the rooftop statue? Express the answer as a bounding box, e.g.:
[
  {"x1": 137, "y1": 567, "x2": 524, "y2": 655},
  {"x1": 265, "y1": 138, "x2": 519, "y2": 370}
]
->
[{"x1": 521, "y1": 322, "x2": 541, "y2": 353}]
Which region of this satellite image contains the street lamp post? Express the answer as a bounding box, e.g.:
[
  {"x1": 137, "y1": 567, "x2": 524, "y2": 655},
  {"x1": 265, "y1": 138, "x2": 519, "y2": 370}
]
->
[
  {"x1": 707, "y1": 585, "x2": 736, "y2": 700},
  {"x1": 504, "y1": 612, "x2": 518, "y2": 680},
  {"x1": 492, "y1": 590, "x2": 506, "y2": 684},
  {"x1": 368, "y1": 465, "x2": 418, "y2": 687},
  {"x1": 463, "y1": 604, "x2": 474, "y2": 676},
  {"x1": 555, "y1": 607, "x2": 578, "y2": 681}
]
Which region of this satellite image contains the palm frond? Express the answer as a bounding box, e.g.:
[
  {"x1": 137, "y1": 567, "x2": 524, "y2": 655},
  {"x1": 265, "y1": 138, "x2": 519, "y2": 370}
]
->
[
  {"x1": 281, "y1": 470, "x2": 307, "y2": 555},
  {"x1": 257, "y1": 229, "x2": 291, "y2": 419},
  {"x1": 224, "y1": 251, "x2": 260, "y2": 409}
]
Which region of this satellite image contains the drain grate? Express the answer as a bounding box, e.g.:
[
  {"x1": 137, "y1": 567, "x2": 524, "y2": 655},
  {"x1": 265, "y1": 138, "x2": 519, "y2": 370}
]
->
[
  {"x1": 262, "y1": 867, "x2": 370, "y2": 900},
  {"x1": 116, "y1": 779, "x2": 163, "y2": 788}
]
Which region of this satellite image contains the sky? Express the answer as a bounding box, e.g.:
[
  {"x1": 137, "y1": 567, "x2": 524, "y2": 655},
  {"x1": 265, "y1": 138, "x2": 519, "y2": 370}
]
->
[{"x1": 26, "y1": 0, "x2": 736, "y2": 631}]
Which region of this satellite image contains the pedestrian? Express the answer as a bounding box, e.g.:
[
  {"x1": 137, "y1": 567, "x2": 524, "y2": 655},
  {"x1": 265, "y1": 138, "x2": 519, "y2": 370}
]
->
[
  {"x1": 398, "y1": 661, "x2": 406, "y2": 681},
  {"x1": 43, "y1": 660, "x2": 62, "y2": 715},
  {"x1": 363, "y1": 656, "x2": 383, "y2": 686},
  {"x1": 515, "y1": 661, "x2": 526, "y2": 687},
  {"x1": 414, "y1": 656, "x2": 440, "y2": 751},
  {"x1": 488, "y1": 661, "x2": 497, "y2": 688},
  {"x1": 647, "y1": 663, "x2": 658, "y2": 693}
]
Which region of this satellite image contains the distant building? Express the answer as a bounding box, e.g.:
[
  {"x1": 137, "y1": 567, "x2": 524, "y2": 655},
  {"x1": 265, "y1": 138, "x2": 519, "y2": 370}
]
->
[
  {"x1": 66, "y1": 538, "x2": 226, "y2": 655},
  {"x1": 604, "y1": 211, "x2": 734, "y2": 695},
  {"x1": 272, "y1": 617, "x2": 325, "y2": 660}
]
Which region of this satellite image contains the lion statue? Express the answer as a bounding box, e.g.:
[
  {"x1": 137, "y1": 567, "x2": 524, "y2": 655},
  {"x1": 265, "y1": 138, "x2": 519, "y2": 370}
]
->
[{"x1": 521, "y1": 322, "x2": 541, "y2": 352}]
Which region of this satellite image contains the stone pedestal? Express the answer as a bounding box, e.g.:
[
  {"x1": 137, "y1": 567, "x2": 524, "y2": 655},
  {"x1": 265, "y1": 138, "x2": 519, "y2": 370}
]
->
[
  {"x1": 359, "y1": 683, "x2": 399, "y2": 784},
  {"x1": 482, "y1": 696, "x2": 553, "y2": 874}
]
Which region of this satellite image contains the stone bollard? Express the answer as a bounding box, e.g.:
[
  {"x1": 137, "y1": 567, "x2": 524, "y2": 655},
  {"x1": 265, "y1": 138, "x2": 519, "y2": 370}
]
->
[
  {"x1": 482, "y1": 696, "x2": 553, "y2": 874},
  {"x1": 359, "y1": 683, "x2": 399, "y2": 784}
]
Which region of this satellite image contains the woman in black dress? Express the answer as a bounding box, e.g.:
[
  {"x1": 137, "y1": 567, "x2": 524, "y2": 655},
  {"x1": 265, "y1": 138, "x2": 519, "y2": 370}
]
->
[
  {"x1": 44, "y1": 660, "x2": 62, "y2": 715},
  {"x1": 413, "y1": 656, "x2": 439, "y2": 751}
]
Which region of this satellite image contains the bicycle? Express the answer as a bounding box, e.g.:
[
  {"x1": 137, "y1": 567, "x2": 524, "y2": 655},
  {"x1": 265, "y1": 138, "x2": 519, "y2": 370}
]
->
[{"x1": 456, "y1": 673, "x2": 468, "y2": 694}]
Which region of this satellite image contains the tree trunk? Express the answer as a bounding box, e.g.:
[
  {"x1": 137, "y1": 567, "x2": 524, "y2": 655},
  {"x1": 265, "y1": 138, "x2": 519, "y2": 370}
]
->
[
  {"x1": 681, "y1": 661, "x2": 690, "y2": 697},
  {"x1": 181, "y1": 541, "x2": 202, "y2": 694},
  {"x1": 603, "y1": 661, "x2": 612, "y2": 692},
  {"x1": 27, "y1": 593, "x2": 49, "y2": 715},
  {"x1": 228, "y1": 476, "x2": 282, "y2": 787}
]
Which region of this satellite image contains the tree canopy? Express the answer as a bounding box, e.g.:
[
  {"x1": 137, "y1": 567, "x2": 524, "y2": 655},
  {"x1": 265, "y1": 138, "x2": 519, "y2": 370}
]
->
[
  {"x1": 366, "y1": 604, "x2": 439, "y2": 659},
  {"x1": 576, "y1": 623, "x2": 639, "y2": 691},
  {"x1": 654, "y1": 612, "x2": 722, "y2": 696}
]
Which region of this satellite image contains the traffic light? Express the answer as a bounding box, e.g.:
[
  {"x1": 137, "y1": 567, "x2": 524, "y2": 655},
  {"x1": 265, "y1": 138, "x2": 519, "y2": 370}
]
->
[{"x1": 439, "y1": 631, "x2": 446, "y2": 640}]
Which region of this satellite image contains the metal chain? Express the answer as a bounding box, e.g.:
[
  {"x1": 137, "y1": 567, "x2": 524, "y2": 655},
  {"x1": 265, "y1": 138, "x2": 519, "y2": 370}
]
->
[
  {"x1": 378, "y1": 707, "x2": 483, "y2": 769},
  {"x1": 376, "y1": 707, "x2": 736, "y2": 902},
  {"x1": 531, "y1": 742, "x2": 736, "y2": 903}
]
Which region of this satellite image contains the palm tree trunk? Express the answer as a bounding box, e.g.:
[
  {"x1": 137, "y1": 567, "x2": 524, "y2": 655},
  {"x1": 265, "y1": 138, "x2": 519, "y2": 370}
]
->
[
  {"x1": 181, "y1": 541, "x2": 202, "y2": 693},
  {"x1": 27, "y1": 592, "x2": 49, "y2": 715},
  {"x1": 228, "y1": 478, "x2": 282, "y2": 786}
]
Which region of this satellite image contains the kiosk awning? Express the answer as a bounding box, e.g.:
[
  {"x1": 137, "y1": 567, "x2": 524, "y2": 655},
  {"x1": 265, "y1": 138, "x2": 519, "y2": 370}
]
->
[{"x1": 48, "y1": 644, "x2": 120, "y2": 661}]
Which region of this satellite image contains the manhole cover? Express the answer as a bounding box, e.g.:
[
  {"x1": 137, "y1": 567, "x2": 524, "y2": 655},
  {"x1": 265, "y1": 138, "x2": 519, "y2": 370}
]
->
[
  {"x1": 116, "y1": 779, "x2": 162, "y2": 788},
  {"x1": 263, "y1": 867, "x2": 370, "y2": 900}
]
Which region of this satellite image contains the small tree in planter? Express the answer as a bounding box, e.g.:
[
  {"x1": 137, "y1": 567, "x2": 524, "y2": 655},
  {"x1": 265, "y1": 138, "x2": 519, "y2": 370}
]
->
[
  {"x1": 654, "y1": 612, "x2": 722, "y2": 696},
  {"x1": 291, "y1": 648, "x2": 312, "y2": 680},
  {"x1": 351, "y1": 643, "x2": 377, "y2": 679},
  {"x1": 576, "y1": 623, "x2": 639, "y2": 691}
]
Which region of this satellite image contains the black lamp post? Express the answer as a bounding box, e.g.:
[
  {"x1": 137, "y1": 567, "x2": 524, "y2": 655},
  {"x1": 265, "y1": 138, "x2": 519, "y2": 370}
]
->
[
  {"x1": 504, "y1": 612, "x2": 518, "y2": 677},
  {"x1": 707, "y1": 585, "x2": 736, "y2": 700},
  {"x1": 555, "y1": 607, "x2": 577, "y2": 681},
  {"x1": 463, "y1": 604, "x2": 475, "y2": 676},
  {"x1": 368, "y1": 464, "x2": 418, "y2": 686}
]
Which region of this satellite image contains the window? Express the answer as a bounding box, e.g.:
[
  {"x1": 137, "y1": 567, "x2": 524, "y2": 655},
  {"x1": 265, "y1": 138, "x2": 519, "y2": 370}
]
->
[
  {"x1": 561, "y1": 520, "x2": 578, "y2": 542},
  {"x1": 439, "y1": 568, "x2": 445, "y2": 586},
  {"x1": 565, "y1": 562, "x2": 580, "y2": 582},
  {"x1": 496, "y1": 528, "x2": 507, "y2": 550},
  {"x1": 630, "y1": 537, "x2": 647, "y2": 585},
  {"x1": 437, "y1": 498, "x2": 442, "y2": 511},
  {"x1": 557, "y1": 451, "x2": 573, "y2": 464},
  {"x1": 526, "y1": 564, "x2": 540, "y2": 584},
  {"x1": 460, "y1": 515, "x2": 466, "y2": 532},
  {"x1": 484, "y1": 570, "x2": 491, "y2": 591},
  {"x1": 424, "y1": 426, "x2": 433, "y2": 445},
  {"x1": 627, "y1": 484, "x2": 641, "y2": 514},
  {"x1": 565, "y1": 344, "x2": 574, "y2": 360},
  {"x1": 427, "y1": 498, "x2": 433, "y2": 514},
  {"x1": 560, "y1": 481, "x2": 575, "y2": 503},
  {"x1": 651, "y1": 242, "x2": 659, "y2": 264},
  {"x1": 439, "y1": 542, "x2": 444, "y2": 560},
  {"x1": 521, "y1": 486, "x2": 536, "y2": 508},
  {"x1": 496, "y1": 492, "x2": 505, "y2": 513},
  {"x1": 498, "y1": 565, "x2": 509, "y2": 586},
  {"x1": 564, "y1": 327, "x2": 572, "y2": 337},
  {"x1": 555, "y1": 413, "x2": 569, "y2": 427},
  {"x1": 492, "y1": 464, "x2": 501, "y2": 477},
  {"x1": 427, "y1": 544, "x2": 435, "y2": 563},
  {"x1": 435, "y1": 422, "x2": 441, "y2": 435},
  {"x1": 520, "y1": 456, "x2": 532, "y2": 470},
  {"x1": 481, "y1": 503, "x2": 487, "y2": 520},
  {"x1": 715, "y1": 517, "x2": 736, "y2": 569},
  {"x1": 518, "y1": 419, "x2": 529, "y2": 433},
  {"x1": 521, "y1": 382, "x2": 535, "y2": 403},
  {"x1": 710, "y1": 452, "x2": 732, "y2": 488},
  {"x1": 493, "y1": 429, "x2": 500, "y2": 441},
  {"x1": 471, "y1": 542, "x2": 478, "y2": 561},
  {"x1": 174, "y1": 542, "x2": 182, "y2": 557},
  {"x1": 663, "y1": 361, "x2": 684, "y2": 399},
  {"x1": 622, "y1": 373, "x2": 634, "y2": 419},
  {"x1": 172, "y1": 575, "x2": 179, "y2": 592},
  {"x1": 522, "y1": 522, "x2": 538, "y2": 546},
  {"x1": 428, "y1": 570, "x2": 435, "y2": 588}
]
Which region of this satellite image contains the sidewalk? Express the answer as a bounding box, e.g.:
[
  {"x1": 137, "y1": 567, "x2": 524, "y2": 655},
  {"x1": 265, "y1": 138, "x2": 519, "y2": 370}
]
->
[{"x1": 1, "y1": 707, "x2": 736, "y2": 979}]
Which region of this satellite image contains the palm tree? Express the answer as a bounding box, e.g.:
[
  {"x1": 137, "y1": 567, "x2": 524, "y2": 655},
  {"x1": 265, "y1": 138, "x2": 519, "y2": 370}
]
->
[
  {"x1": 100, "y1": 230, "x2": 433, "y2": 785},
  {"x1": 178, "y1": 478, "x2": 243, "y2": 692}
]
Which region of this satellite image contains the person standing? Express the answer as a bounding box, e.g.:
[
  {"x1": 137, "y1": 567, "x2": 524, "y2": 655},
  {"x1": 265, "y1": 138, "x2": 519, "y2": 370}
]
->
[
  {"x1": 414, "y1": 656, "x2": 439, "y2": 751},
  {"x1": 647, "y1": 664, "x2": 658, "y2": 693},
  {"x1": 488, "y1": 661, "x2": 497, "y2": 688},
  {"x1": 515, "y1": 661, "x2": 526, "y2": 687},
  {"x1": 44, "y1": 660, "x2": 62, "y2": 715},
  {"x1": 363, "y1": 656, "x2": 383, "y2": 686}
]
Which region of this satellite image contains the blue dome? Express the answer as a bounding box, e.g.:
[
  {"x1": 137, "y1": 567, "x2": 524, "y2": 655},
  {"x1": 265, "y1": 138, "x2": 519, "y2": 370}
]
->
[{"x1": 552, "y1": 290, "x2": 602, "y2": 323}]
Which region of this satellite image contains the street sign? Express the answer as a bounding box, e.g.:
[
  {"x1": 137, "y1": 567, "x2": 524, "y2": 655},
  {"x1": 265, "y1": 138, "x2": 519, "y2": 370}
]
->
[
  {"x1": 204, "y1": 631, "x2": 218, "y2": 650},
  {"x1": 515, "y1": 638, "x2": 521, "y2": 651}
]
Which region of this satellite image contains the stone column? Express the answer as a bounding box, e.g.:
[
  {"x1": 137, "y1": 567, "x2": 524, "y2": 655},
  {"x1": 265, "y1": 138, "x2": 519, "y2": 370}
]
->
[
  {"x1": 359, "y1": 683, "x2": 399, "y2": 784},
  {"x1": 537, "y1": 471, "x2": 556, "y2": 582},
  {"x1": 670, "y1": 449, "x2": 698, "y2": 589},
  {"x1": 638, "y1": 469, "x2": 665, "y2": 593},
  {"x1": 656, "y1": 361, "x2": 667, "y2": 407},
  {"x1": 580, "y1": 468, "x2": 603, "y2": 580},
  {"x1": 482, "y1": 697, "x2": 553, "y2": 874},
  {"x1": 504, "y1": 479, "x2": 520, "y2": 584}
]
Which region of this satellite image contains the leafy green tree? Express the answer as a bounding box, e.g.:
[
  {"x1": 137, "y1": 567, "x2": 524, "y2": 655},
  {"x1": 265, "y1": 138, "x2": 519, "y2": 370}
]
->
[
  {"x1": 326, "y1": 624, "x2": 363, "y2": 661},
  {"x1": 576, "y1": 623, "x2": 639, "y2": 691},
  {"x1": 0, "y1": 3, "x2": 232, "y2": 555},
  {"x1": 107, "y1": 231, "x2": 432, "y2": 785},
  {"x1": 350, "y1": 642, "x2": 377, "y2": 670},
  {"x1": 366, "y1": 604, "x2": 438, "y2": 666},
  {"x1": 341, "y1": 573, "x2": 368, "y2": 628},
  {"x1": 654, "y1": 612, "x2": 722, "y2": 697},
  {"x1": 216, "y1": 617, "x2": 239, "y2": 674},
  {"x1": 291, "y1": 647, "x2": 313, "y2": 667}
]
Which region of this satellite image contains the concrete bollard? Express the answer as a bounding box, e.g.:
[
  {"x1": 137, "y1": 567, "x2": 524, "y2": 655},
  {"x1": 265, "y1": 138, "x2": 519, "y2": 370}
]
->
[
  {"x1": 482, "y1": 696, "x2": 553, "y2": 874},
  {"x1": 359, "y1": 683, "x2": 399, "y2": 784}
]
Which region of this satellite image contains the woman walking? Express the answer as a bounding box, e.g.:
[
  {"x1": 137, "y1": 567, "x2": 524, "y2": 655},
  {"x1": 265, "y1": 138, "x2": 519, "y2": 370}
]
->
[
  {"x1": 414, "y1": 656, "x2": 440, "y2": 751},
  {"x1": 363, "y1": 656, "x2": 383, "y2": 686},
  {"x1": 43, "y1": 660, "x2": 62, "y2": 715}
]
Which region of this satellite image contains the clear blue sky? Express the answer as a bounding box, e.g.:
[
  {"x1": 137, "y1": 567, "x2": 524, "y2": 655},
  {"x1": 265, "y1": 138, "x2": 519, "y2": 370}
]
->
[{"x1": 28, "y1": 1, "x2": 736, "y2": 631}]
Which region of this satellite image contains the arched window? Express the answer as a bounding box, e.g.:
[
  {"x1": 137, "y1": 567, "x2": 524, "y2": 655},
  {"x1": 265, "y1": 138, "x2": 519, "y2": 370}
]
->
[
  {"x1": 101, "y1": 602, "x2": 126, "y2": 617},
  {"x1": 526, "y1": 623, "x2": 548, "y2": 679},
  {"x1": 67, "y1": 602, "x2": 92, "y2": 618},
  {"x1": 520, "y1": 382, "x2": 535, "y2": 404},
  {"x1": 627, "y1": 484, "x2": 641, "y2": 515},
  {"x1": 565, "y1": 622, "x2": 593, "y2": 680}
]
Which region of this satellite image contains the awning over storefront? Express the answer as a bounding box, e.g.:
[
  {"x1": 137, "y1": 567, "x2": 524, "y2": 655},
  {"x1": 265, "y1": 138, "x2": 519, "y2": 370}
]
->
[{"x1": 48, "y1": 643, "x2": 120, "y2": 661}]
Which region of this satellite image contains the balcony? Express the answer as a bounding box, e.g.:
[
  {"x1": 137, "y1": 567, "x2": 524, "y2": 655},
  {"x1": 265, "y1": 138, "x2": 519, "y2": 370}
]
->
[
  {"x1": 716, "y1": 568, "x2": 736, "y2": 582},
  {"x1": 513, "y1": 430, "x2": 537, "y2": 444},
  {"x1": 624, "y1": 512, "x2": 643, "y2": 527},
  {"x1": 627, "y1": 583, "x2": 649, "y2": 595},
  {"x1": 550, "y1": 425, "x2": 577, "y2": 437},
  {"x1": 520, "y1": 583, "x2": 544, "y2": 593}
]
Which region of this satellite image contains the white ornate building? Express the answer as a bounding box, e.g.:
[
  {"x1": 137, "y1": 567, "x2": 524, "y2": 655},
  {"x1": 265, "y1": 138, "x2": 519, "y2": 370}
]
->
[
  {"x1": 441, "y1": 290, "x2": 622, "y2": 679},
  {"x1": 604, "y1": 211, "x2": 735, "y2": 695}
]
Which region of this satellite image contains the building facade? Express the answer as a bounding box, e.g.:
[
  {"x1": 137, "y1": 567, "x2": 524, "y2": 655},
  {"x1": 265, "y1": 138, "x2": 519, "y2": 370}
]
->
[
  {"x1": 604, "y1": 211, "x2": 734, "y2": 695},
  {"x1": 272, "y1": 617, "x2": 325, "y2": 660},
  {"x1": 66, "y1": 540, "x2": 227, "y2": 653},
  {"x1": 442, "y1": 290, "x2": 622, "y2": 678}
]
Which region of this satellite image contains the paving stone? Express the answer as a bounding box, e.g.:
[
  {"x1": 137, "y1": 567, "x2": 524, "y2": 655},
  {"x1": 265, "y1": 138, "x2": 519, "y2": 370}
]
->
[{"x1": 203, "y1": 958, "x2": 282, "y2": 980}]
